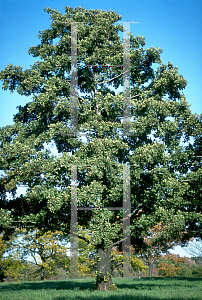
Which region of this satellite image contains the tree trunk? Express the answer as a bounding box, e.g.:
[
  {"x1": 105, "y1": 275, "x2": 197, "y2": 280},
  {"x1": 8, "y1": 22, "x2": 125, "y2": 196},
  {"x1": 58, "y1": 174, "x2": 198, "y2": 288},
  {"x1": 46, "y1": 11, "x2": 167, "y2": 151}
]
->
[
  {"x1": 95, "y1": 245, "x2": 117, "y2": 290},
  {"x1": 149, "y1": 263, "x2": 152, "y2": 278},
  {"x1": 41, "y1": 265, "x2": 44, "y2": 281}
]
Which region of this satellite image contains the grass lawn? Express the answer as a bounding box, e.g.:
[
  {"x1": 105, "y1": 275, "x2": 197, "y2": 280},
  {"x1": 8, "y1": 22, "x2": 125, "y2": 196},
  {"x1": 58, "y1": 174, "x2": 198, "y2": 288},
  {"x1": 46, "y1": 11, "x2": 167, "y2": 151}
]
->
[{"x1": 0, "y1": 277, "x2": 201, "y2": 300}]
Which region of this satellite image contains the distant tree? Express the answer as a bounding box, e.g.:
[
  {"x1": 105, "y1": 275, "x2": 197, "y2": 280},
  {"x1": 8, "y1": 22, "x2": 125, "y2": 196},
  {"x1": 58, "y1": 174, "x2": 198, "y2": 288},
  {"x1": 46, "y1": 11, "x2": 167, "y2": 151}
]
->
[
  {"x1": 185, "y1": 239, "x2": 202, "y2": 258},
  {"x1": 140, "y1": 220, "x2": 189, "y2": 277},
  {"x1": 110, "y1": 245, "x2": 148, "y2": 277},
  {"x1": 142, "y1": 223, "x2": 171, "y2": 277},
  {"x1": 19, "y1": 262, "x2": 40, "y2": 281},
  {"x1": 1, "y1": 233, "x2": 30, "y2": 282},
  {"x1": 157, "y1": 262, "x2": 181, "y2": 277},
  {"x1": 192, "y1": 265, "x2": 202, "y2": 277},
  {"x1": 4, "y1": 228, "x2": 69, "y2": 280},
  {"x1": 2, "y1": 255, "x2": 26, "y2": 282},
  {"x1": 156, "y1": 254, "x2": 187, "y2": 277},
  {"x1": 191, "y1": 257, "x2": 202, "y2": 265}
]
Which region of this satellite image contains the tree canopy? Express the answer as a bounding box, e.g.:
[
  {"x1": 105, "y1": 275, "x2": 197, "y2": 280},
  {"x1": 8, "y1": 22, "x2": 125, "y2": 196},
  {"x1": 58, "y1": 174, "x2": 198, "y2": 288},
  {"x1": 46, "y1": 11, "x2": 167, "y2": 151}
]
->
[{"x1": 0, "y1": 6, "x2": 201, "y2": 290}]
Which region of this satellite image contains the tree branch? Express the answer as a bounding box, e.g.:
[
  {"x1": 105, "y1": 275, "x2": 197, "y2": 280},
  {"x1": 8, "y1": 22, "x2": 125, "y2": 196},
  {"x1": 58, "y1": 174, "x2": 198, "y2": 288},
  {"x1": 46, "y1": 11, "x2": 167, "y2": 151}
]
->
[
  {"x1": 97, "y1": 69, "x2": 129, "y2": 85},
  {"x1": 131, "y1": 94, "x2": 139, "y2": 99},
  {"x1": 111, "y1": 261, "x2": 122, "y2": 272},
  {"x1": 110, "y1": 237, "x2": 128, "y2": 248},
  {"x1": 78, "y1": 235, "x2": 90, "y2": 243},
  {"x1": 113, "y1": 262, "x2": 122, "y2": 269}
]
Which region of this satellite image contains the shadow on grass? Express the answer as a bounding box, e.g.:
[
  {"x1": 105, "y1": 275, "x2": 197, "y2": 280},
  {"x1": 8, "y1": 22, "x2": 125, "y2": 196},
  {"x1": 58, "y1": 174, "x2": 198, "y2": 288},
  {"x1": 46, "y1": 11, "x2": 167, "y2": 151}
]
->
[
  {"x1": 0, "y1": 279, "x2": 95, "y2": 292},
  {"x1": 53, "y1": 296, "x2": 180, "y2": 300},
  {"x1": 53, "y1": 278, "x2": 202, "y2": 300},
  {"x1": 113, "y1": 277, "x2": 202, "y2": 290},
  {"x1": 0, "y1": 277, "x2": 201, "y2": 300},
  {"x1": 138, "y1": 277, "x2": 202, "y2": 281}
]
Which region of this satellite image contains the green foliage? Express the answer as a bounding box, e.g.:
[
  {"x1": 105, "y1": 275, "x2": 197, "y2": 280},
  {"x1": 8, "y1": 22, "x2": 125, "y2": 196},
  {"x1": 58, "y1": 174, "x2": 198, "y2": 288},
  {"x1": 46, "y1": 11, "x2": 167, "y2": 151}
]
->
[
  {"x1": 178, "y1": 265, "x2": 193, "y2": 277},
  {"x1": 19, "y1": 262, "x2": 41, "y2": 281},
  {"x1": 2, "y1": 256, "x2": 26, "y2": 282},
  {"x1": 192, "y1": 265, "x2": 202, "y2": 277},
  {"x1": 131, "y1": 255, "x2": 148, "y2": 273},
  {"x1": 3, "y1": 229, "x2": 69, "y2": 281},
  {"x1": 156, "y1": 254, "x2": 190, "y2": 277},
  {"x1": 0, "y1": 235, "x2": 7, "y2": 281},
  {"x1": 1, "y1": 233, "x2": 33, "y2": 282},
  {"x1": 111, "y1": 246, "x2": 148, "y2": 276},
  {"x1": 77, "y1": 225, "x2": 97, "y2": 277},
  {"x1": 0, "y1": 5, "x2": 201, "y2": 288}
]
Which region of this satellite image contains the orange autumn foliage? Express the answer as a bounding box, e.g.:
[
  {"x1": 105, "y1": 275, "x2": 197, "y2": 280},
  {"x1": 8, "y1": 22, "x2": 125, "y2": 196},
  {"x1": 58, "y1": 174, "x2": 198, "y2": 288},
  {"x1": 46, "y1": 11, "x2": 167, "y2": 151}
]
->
[
  {"x1": 157, "y1": 254, "x2": 187, "y2": 277},
  {"x1": 157, "y1": 262, "x2": 181, "y2": 277}
]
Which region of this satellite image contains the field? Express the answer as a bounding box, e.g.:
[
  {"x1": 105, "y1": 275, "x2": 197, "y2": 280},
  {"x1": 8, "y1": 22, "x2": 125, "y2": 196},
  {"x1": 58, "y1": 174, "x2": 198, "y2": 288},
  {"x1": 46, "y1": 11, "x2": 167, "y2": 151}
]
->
[{"x1": 0, "y1": 277, "x2": 201, "y2": 300}]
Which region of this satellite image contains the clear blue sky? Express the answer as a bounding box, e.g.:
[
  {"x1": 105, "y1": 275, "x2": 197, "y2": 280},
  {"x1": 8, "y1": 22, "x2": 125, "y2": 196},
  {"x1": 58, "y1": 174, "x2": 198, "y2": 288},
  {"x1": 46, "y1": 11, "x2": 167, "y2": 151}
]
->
[
  {"x1": 0, "y1": 0, "x2": 201, "y2": 127},
  {"x1": 0, "y1": 0, "x2": 201, "y2": 257}
]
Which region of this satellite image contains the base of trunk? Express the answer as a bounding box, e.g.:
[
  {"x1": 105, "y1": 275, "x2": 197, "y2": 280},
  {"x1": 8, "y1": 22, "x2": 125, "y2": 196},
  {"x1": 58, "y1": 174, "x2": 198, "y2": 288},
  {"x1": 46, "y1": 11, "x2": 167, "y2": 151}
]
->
[
  {"x1": 95, "y1": 273, "x2": 118, "y2": 291},
  {"x1": 95, "y1": 242, "x2": 118, "y2": 291}
]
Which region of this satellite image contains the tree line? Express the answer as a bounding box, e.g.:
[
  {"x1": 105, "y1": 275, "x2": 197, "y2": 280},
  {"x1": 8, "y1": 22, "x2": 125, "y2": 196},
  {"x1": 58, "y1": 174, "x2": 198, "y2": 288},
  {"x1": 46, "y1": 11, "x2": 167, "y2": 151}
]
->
[{"x1": 1, "y1": 228, "x2": 202, "y2": 282}]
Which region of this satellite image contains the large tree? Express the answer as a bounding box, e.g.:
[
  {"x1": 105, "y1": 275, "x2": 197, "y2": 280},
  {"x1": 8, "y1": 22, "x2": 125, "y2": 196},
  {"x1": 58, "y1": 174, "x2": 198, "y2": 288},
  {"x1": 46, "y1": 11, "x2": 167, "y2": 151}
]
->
[{"x1": 0, "y1": 6, "x2": 201, "y2": 290}]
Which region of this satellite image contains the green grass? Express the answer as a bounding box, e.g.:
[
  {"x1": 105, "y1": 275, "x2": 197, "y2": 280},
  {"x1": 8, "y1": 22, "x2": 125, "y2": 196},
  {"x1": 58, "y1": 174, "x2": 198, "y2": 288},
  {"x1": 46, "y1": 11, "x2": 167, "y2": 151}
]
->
[{"x1": 0, "y1": 277, "x2": 201, "y2": 300}]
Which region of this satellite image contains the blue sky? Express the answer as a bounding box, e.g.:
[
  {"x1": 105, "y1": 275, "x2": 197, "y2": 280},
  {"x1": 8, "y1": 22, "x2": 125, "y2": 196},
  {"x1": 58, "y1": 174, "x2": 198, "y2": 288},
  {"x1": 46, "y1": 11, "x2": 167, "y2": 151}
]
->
[
  {"x1": 0, "y1": 0, "x2": 201, "y2": 257},
  {"x1": 0, "y1": 0, "x2": 201, "y2": 127}
]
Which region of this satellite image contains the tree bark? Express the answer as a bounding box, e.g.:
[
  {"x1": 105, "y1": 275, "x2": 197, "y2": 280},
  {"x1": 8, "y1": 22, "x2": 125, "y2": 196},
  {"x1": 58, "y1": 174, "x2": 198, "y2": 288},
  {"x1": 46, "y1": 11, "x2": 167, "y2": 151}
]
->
[
  {"x1": 41, "y1": 265, "x2": 44, "y2": 281},
  {"x1": 149, "y1": 263, "x2": 152, "y2": 278},
  {"x1": 95, "y1": 244, "x2": 117, "y2": 290}
]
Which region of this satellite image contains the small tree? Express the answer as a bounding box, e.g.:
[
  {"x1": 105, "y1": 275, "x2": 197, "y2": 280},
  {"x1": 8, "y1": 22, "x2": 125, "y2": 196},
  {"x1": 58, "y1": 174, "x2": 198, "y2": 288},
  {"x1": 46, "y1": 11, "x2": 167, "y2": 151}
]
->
[
  {"x1": 5, "y1": 228, "x2": 69, "y2": 280},
  {"x1": 142, "y1": 219, "x2": 190, "y2": 277},
  {"x1": 142, "y1": 223, "x2": 171, "y2": 277}
]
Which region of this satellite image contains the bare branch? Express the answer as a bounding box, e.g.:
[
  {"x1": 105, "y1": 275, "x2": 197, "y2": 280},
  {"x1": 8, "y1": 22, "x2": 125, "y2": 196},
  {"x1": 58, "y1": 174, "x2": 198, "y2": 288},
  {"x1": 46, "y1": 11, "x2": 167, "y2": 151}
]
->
[
  {"x1": 6, "y1": 221, "x2": 37, "y2": 223},
  {"x1": 131, "y1": 95, "x2": 139, "y2": 99},
  {"x1": 110, "y1": 237, "x2": 128, "y2": 248},
  {"x1": 111, "y1": 261, "x2": 122, "y2": 272},
  {"x1": 113, "y1": 262, "x2": 122, "y2": 268},
  {"x1": 97, "y1": 69, "x2": 129, "y2": 85},
  {"x1": 184, "y1": 239, "x2": 202, "y2": 257}
]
